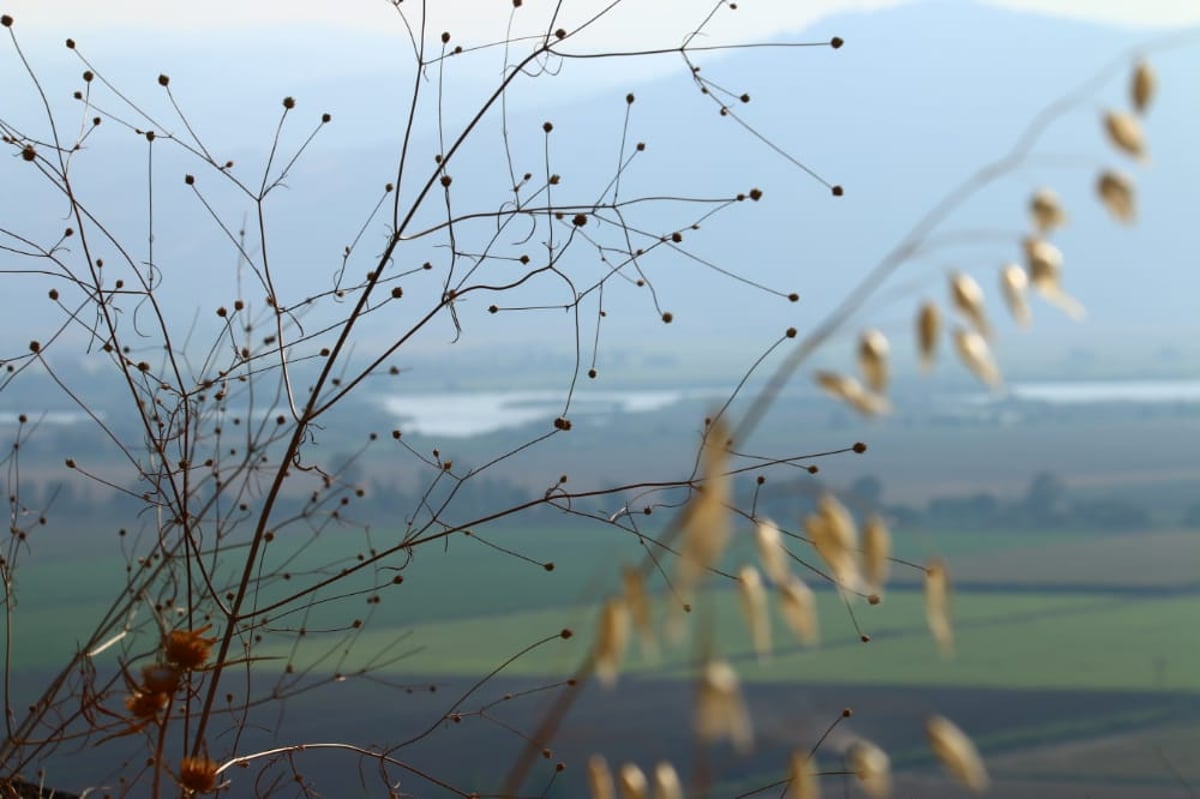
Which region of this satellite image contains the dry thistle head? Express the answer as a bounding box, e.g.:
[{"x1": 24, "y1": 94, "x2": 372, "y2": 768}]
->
[
  {"x1": 857, "y1": 329, "x2": 889, "y2": 394},
  {"x1": 621, "y1": 566, "x2": 657, "y2": 658},
  {"x1": 926, "y1": 715, "x2": 989, "y2": 792},
  {"x1": 916, "y1": 301, "x2": 940, "y2": 372},
  {"x1": 786, "y1": 751, "x2": 819, "y2": 799},
  {"x1": 594, "y1": 597, "x2": 632, "y2": 688},
  {"x1": 178, "y1": 755, "x2": 219, "y2": 794},
  {"x1": 949, "y1": 272, "x2": 990, "y2": 339},
  {"x1": 651, "y1": 762, "x2": 683, "y2": 799},
  {"x1": 1131, "y1": 59, "x2": 1155, "y2": 114},
  {"x1": 736, "y1": 565, "x2": 772, "y2": 659},
  {"x1": 847, "y1": 739, "x2": 891, "y2": 799},
  {"x1": 164, "y1": 625, "x2": 217, "y2": 670},
  {"x1": 999, "y1": 263, "x2": 1031, "y2": 328},
  {"x1": 124, "y1": 688, "x2": 169, "y2": 719},
  {"x1": 806, "y1": 493, "x2": 862, "y2": 594},
  {"x1": 777, "y1": 575, "x2": 819, "y2": 646},
  {"x1": 862, "y1": 514, "x2": 891, "y2": 598},
  {"x1": 1103, "y1": 110, "x2": 1147, "y2": 160},
  {"x1": 1024, "y1": 238, "x2": 1084, "y2": 320},
  {"x1": 953, "y1": 328, "x2": 1002, "y2": 389},
  {"x1": 677, "y1": 417, "x2": 732, "y2": 602},
  {"x1": 1029, "y1": 187, "x2": 1067, "y2": 233},
  {"x1": 141, "y1": 662, "x2": 181, "y2": 695},
  {"x1": 588, "y1": 755, "x2": 615, "y2": 799},
  {"x1": 695, "y1": 659, "x2": 753, "y2": 752},
  {"x1": 1097, "y1": 170, "x2": 1136, "y2": 223},
  {"x1": 925, "y1": 557, "x2": 954, "y2": 657},
  {"x1": 754, "y1": 518, "x2": 790, "y2": 585},
  {"x1": 813, "y1": 371, "x2": 888, "y2": 417},
  {"x1": 617, "y1": 763, "x2": 648, "y2": 799}
]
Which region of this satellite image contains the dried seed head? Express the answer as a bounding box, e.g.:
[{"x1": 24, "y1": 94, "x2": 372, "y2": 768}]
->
[
  {"x1": 617, "y1": 763, "x2": 648, "y2": 799},
  {"x1": 805, "y1": 493, "x2": 862, "y2": 595},
  {"x1": 847, "y1": 740, "x2": 891, "y2": 799},
  {"x1": 754, "y1": 518, "x2": 790, "y2": 585},
  {"x1": 178, "y1": 756, "x2": 219, "y2": 794},
  {"x1": 594, "y1": 597, "x2": 631, "y2": 688},
  {"x1": 916, "y1": 301, "x2": 940, "y2": 372},
  {"x1": 141, "y1": 663, "x2": 181, "y2": 695},
  {"x1": 926, "y1": 715, "x2": 989, "y2": 792},
  {"x1": 813, "y1": 371, "x2": 888, "y2": 417},
  {"x1": 777, "y1": 575, "x2": 819, "y2": 646},
  {"x1": 695, "y1": 660, "x2": 753, "y2": 752},
  {"x1": 1097, "y1": 170, "x2": 1136, "y2": 223},
  {"x1": 925, "y1": 558, "x2": 954, "y2": 657},
  {"x1": 1024, "y1": 238, "x2": 1084, "y2": 320},
  {"x1": 857, "y1": 329, "x2": 889, "y2": 393},
  {"x1": 622, "y1": 565, "x2": 657, "y2": 658},
  {"x1": 862, "y1": 514, "x2": 891, "y2": 597},
  {"x1": 164, "y1": 625, "x2": 217, "y2": 670},
  {"x1": 1131, "y1": 59, "x2": 1155, "y2": 114},
  {"x1": 953, "y1": 328, "x2": 1001, "y2": 389},
  {"x1": 651, "y1": 762, "x2": 683, "y2": 799},
  {"x1": 677, "y1": 418, "x2": 732, "y2": 603},
  {"x1": 736, "y1": 565, "x2": 772, "y2": 659},
  {"x1": 125, "y1": 689, "x2": 169, "y2": 718},
  {"x1": 1029, "y1": 187, "x2": 1067, "y2": 233},
  {"x1": 999, "y1": 263, "x2": 1031, "y2": 328},
  {"x1": 786, "y1": 751, "x2": 818, "y2": 799},
  {"x1": 588, "y1": 755, "x2": 615, "y2": 799},
  {"x1": 1103, "y1": 110, "x2": 1146, "y2": 160},
  {"x1": 949, "y1": 272, "x2": 990, "y2": 338}
]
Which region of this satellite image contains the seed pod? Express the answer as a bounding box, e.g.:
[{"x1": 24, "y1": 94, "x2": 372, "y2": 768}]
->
[
  {"x1": 847, "y1": 739, "x2": 891, "y2": 799},
  {"x1": 695, "y1": 660, "x2": 753, "y2": 752},
  {"x1": 1024, "y1": 238, "x2": 1084, "y2": 320},
  {"x1": 737, "y1": 565, "x2": 772, "y2": 659},
  {"x1": 594, "y1": 597, "x2": 631, "y2": 687},
  {"x1": 925, "y1": 558, "x2": 954, "y2": 657},
  {"x1": 813, "y1": 371, "x2": 888, "y2": 417},
  {"x1": 1029, "y1": 187, "x2": 1067, "y2": 233},
  {"x1": 949, "y1": 272, "x2": 990, "y2": 338},
  {"x1": 778, "y1": 575, "x2": 819, "y2": 646},
  {"x1": 806, "y1": 494, "x2": 862, "y2": 594},
  {"x1": 857, "y1": 329, "x2": 889, "y2": 393},
  {"x1": 916, "y1": 302, "x2": 940, "y2": 372},
  {"x1": 652, "y1": 762, "x2": 683, "y2": 799},
  {"x1": 1131, "y1": 59, "x2": 1155, "y2": 114},
  {"x1": 862, "y1": 514, "x2": 891, "y2": 597},
  {"x1": 178, "y1": 756, "x2": 220, "y2": 795},
  {"x1": 677, "y1": 418, "x2": 732, "y2": 602},
  {"x1": 1103, "y1": 110, "x2": 1146, "y2": 159},
  {"x1": 618, "y1": 763, "x2": 648, "y2": 799},
  {"x1": 953, "y1": 328, "x2": 1001, "y2": 389},
  {"x1": 999, "y1": 263, "x2": 1031, "y2": 327},
  {"x1": 786, "y1": 751, "x2": 819, "y2": 799},
  {"x1": 926, "y1": 715, "x2": 989, "y2": 792},
  {"x1": 1097, "y1": 170, "x2": 1136, "y2": 223},
  {"x1": 622, "y1": 566, "x2": 657, "y2": 658},
  {"x1": 754, "y1": 518, "x2": 790, "y2": 585},
  {"x1": 588, "y1": 755, "x2": 616, "y2": 799}
]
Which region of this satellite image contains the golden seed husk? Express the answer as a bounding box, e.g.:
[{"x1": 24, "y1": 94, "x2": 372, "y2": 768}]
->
[
  {"x1": 754, "y1": 518, "x2": 791, "y2": 585},
  {"x1": 925, "y1": 557, "x2": 954, "y2": 657},
  {"x1": 594, "y1": 597, "x2": 631, "y2": 688},
  {"x1": 862, "y1": 513, "x2": 891, "y2": 597},
  {"x1": 813, "y1": 371, "x2": 889, "y2": 417},
  {"x1": 677, "y1": 418, "x2": 732, "y2": 602},
  {"x1": 806, "y1": 494, "x2": 862, "y2": 595},
  {"x1": 999, "y1": 263, "x2": 1031, "y2": 328},
  {"x1": 778, "y1": 574, "x2": 820, "y2": 646},
  {"x1": 588, "y1": 755, "x2": 616, "y2": 799},
  {"x1": 1024, "y1": 238, "x2": 1084, "y2": 320},
  {"x1": 916, "y1": 301, "x2": 940, "y2": 372},
  {"x1": 953, "y1": 328, "x2": 1002, "y2": 389},
  {"x1": 617, "y1": 763, "x2": 649, "y2": 799},
  {"x1": 737, "y1": 565, "x2": 772, "y2": 659},
  {"x1": 847, "y1": 739, "x2": 891, "y2": 799},
  {"x1": 1029, "y1": 187, "x2": 1067, "y2": 233},
  {"x1": 1097, "y1": 170, "x2": 1136, "y2": 223},
  {"x1": 651, "y1": 762, "x2": 683, "y2": 799},
  {"x1": 622, "y1": 565, "x2": 657, "y2": 658},
  {"x1": 1103, "y1": 110, "x2": 1147, "y2": 160},
  {"x1": 1131, "y1": 59, "x2": 1155, "y2": 114},
  {"x1": 926, "y1": 715, "x2": 990, "y2": 792},
  {"x1": 786, "y1": 751, "x2": 820, "y2": 799},
  {"x1": 857, "y1": 329, "x2": 890, "y2": 394},
  {"x1": 696, "y1": 659, "x2": 753, "y2": 752},
  {"x1": 950, "y1": 272, "x2": 991, "y2": 339}
]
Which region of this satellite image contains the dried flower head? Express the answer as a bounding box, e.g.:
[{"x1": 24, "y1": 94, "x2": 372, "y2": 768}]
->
[
  {"x1": 696, "y1": 659, "x2": 753, "y2": 752},
  {"x1": 925, "y1": 558, "x2": 954, "y2": 657},
  {"x1": 786, "y1": 751, "x2": 819, "y2": 799},
  {"x1": 777, "y1": 575, "x2": 819, "y2": 646},
  {"x1": 617, "y1": 763, "x2": 648, "y2": 799},
  {"x1": 588, "y1": 755, "x2": 615, "y2": 799},
  {"x1": 1103, "y1": 110, "x2": 1146, "y2": 160},
  {"x1": 1030, "y1": 187, "x2": 1067, "y2": 233},
  {"x1": 949, "y1": 272, "x2": 990, "y2": 338},
  {"x1": 999, "y1": 263, "x2": 1031, "y2": 327},
  {"x1": 594, "y1": 597, "x2": 631, "y2": 688},
  {"x1": 1131, "y1": 59, "x2": 1155, "y2": 114},
  {"x1": 926, "y1": 715, "x2": 989, "y2": 792},
  {"x1": 857, "y1": 329, "x2": 890, "y2": 393},
  {"x1": 953, "y1": 328, "x2": 1001, "y2": 389},
  {"x1": 916, "y1": 301, "x2": 940, "y2": 372},
  {"x1": 178, "y1": 755, "x2": 219, "y2": 794},
  {"x1": 754, "y1": 518, "x2": 790, "y2": 585},
  {"x1": 736, "y1": 565, "x2": 772, "y2": 659},
  {"x1": 862, "y1": 514, "x2": 891, "y2": 597},
  {"x1": 164, "y1": 625, "x2": 217, "y2": 670},
  {"x1": 847, "y1": 739, "x2": 891, "y2": 799},
  {"x1": 1097, "y1": 170, "x2": 1136, "y2": 223}
]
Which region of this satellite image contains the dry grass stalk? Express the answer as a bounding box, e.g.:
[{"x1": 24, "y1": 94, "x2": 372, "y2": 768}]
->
[
  {"x1": 953, "y1": 328, "x2": 1002, "y2": 389},
  {"x1": 813, "y1": 371, "x2": 888, "y2": 417},
  {"x1": 916, "y1": 301, "x2": 941, "y2": 371},
  {"x1": 786, "y1": 751, "x2": 819, "y2": 799},
  {"x1": 588, "y1": 755, "x2": 616, "y2": 799},
  {"x1": 847, "y1": 739, "x2": 891, "y2": 799},
  {"x1": 594, "y1": 597, "x2": 632, "y2": 688},
  {"x1": 695, "y1": 659, "x2": 753, "y2": 752},
  {"x1": 925, "y1": 557, "x2": 954, "y2": 656},
  {"x1": 926, "y1": 715, "x2": 990, "y2": 792},
  {"x1": 862, "y1": 513, "x2": 891, "y2": 599},
  {"x1": 949, "y1": 272, "x2": 991, "y2": 338},
  {"x1": 999, "y1": 263, "x2": 1031, "y2": 327},
  {"x1": 622, "y1": 565, "x2": 657, "y2": 658},
  {"x1": 754, "y1": 518, "x2": 791, "y2": 585},
  {"x1": 1029, "y1": 187, "x2": 1067, "y2": 232},
  {"x1": 737, "y1": 565, "x2": 772, "y2": 659},
  {"x1": 1024, "y1": 238, "x2": 1084, "y2": 320},
  {"x1": 857, "y1": 329, "x2": 890, "y2": 393},
  {"x1": 617, "y1": 763, "x2": 649, "y2": 799},
  {"x1": 651, "y1": 762, "x2": 683, "y2": 799},
  {"x1": 1131, "y1": 59, "x2": 1155, "y2": 114},
  {"x1": 1104, "y1": 110, "x2": 1146, "y2": 159},
  {"x1": 1097, "y1": 170, "x2": 1136, "y2": 223},
  {"x1": 777, "y1": 575, "x2": 820, "y2": 646}
]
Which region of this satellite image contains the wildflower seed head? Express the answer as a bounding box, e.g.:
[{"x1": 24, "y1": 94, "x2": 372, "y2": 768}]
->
[
  {"x1": 164, "y1": 625, "x2": 217, "y2": 670},
  {"x1": 178, "y1": 756, "x2": 219, "y2": 794}
]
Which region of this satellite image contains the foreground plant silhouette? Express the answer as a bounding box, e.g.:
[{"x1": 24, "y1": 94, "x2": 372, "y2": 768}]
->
[{"x1": 0, "y1": 3, "x2": 1173, "y2": 797}]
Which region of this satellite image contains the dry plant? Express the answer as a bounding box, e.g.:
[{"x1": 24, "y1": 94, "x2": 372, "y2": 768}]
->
[{"x1": 0, "y1": 3, "x2": 1180, "y2": 798}]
